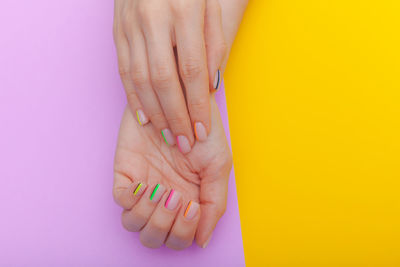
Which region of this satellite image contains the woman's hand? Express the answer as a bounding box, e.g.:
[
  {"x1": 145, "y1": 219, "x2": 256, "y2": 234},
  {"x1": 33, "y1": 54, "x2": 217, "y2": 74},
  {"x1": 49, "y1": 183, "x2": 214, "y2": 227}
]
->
[
  {"x1": 113, "y1": 0, "x2": 226, "y2": 154},
  {"x1": 113, "y1": 97, "x2": 232, "y2": 249}
]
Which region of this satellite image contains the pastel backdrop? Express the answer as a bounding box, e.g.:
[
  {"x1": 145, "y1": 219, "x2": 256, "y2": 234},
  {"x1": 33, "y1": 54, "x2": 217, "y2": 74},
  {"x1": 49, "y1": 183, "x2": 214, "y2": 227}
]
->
[
  {"x1": 225, "y1": 0, "x2": 400, "y2": 266},
  {"x1": 0, "y1": 0, "x2": 244, "y2": 266}
]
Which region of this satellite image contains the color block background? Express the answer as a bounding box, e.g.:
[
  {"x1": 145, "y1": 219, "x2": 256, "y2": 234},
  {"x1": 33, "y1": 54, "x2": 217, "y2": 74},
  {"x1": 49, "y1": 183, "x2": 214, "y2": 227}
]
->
[
  {"x1": 0, "y1": 0, "x2": 244, "y2": 266},
  {"x1": 225, "y1": 0, "x2": 400, "y2": 266}
]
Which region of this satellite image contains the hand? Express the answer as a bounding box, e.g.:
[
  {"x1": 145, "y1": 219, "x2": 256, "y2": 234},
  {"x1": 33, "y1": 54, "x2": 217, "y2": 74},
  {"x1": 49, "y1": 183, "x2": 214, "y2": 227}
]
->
[
  {"x1": 113, "y1": 0, "x2": 226, "y2": 154},
  {"x1": 113, "y1": 96, "x2": 232, "y2": 249}
]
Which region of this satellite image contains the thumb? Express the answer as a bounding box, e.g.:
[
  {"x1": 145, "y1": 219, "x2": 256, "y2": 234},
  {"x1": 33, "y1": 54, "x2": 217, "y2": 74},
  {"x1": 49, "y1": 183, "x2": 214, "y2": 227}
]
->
[{"x1": 195, "y1": 158, "x2": 231, "y2": 248}]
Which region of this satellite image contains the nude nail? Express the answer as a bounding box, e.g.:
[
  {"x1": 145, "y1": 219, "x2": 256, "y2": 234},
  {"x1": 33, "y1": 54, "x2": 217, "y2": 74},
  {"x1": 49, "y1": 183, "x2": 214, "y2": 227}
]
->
[
  {"x1": 213, "y1": 69, "x2": 221, "y2": 90},
  {"x1": 194, "y1": 122, "x2": 207, "y2": 141},
  {"x1": 161, "y1": 129, "x2": 175, "y2": 146},
  {"x1": 133, "y1": 182, "x2": 146, "y2": 196},
  {"x1": 202, "y1": 234, "x2": 212, "y2": 249},
  {"x1": 176, "y1": 135, "x2": 191, "y2": 154},
  {"x1": 184, "y1": 200, "x2": 199, "y2": 220},
  {"x1": 136, "y1": 109, "x2": 148, "y2": 125},
  {"x1": 165, "y1": 189, "x2": 181, "y2": 210},
  {"x1": 150, "y1": 184, "x2": 165, "y2": 203}
]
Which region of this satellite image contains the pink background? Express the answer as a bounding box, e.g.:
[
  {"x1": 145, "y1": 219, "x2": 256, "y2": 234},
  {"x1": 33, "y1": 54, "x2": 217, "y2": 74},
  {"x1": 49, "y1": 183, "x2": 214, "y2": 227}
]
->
[{"x1": 0, "y1": 0, "x2": 244, "y2": 266}]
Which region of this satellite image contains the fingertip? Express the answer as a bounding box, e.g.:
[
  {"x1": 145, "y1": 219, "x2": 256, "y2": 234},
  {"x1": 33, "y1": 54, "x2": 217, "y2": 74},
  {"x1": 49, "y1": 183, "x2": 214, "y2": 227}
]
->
[{"x1": 136, "y1": 109, "x2": 149, "y2": 126}]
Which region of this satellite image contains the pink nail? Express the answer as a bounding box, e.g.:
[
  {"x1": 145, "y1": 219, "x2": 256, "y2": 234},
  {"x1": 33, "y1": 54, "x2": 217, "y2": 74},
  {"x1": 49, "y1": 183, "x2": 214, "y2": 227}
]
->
[
  {"x1": 161, "y1": 129, "x2": 175, "y2": 146},
  {"x1": 176, "y1": 135, "x2": 191, "y2": 154},
  {"x1": 194, "y1": 122, "x2": 207, "y2": 141},
  {"x1": 136, "y1": 109, "x2": 148, "y2": 125},
  {"x1": 184, "y1": 201, "x2": 199, "y2": 220},
  {"x1": 165, "y1": 189, "x2": 181, "y2": 210}
]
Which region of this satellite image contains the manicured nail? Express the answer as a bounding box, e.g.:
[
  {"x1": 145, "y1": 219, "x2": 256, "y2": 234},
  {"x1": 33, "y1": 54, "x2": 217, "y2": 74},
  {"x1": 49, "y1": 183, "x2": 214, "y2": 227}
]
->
[
  {"x1": 150, "y1": 184, "x2": 165, "y2": 203},
  {"x1": 161, "y1": 129, "x2": 175, "y2": 146},
  {"x1": 202, "y1": 234, "x2": 212, "y2": 249},
  {"x1": 165, "y1": 189, "x2": 181, "y2": 210},
  {"x1": 136, "y1": 109, "x2": 148, "y2": 125},
  {"x1": 184, "y1": 200, "x2": 199, "y2": 220},
  {"x1": 213, "y1": 69, "x2": 221, "y2": 90},
  {"x1": 133, "y1": 182, "x2": 145, "y2": 196},
  {"x1": 194, "y1": 122, "x2": 207, "y2": 141},
  {"x1": 176, "y1": 135, "x2": 191, "y2": 154}
]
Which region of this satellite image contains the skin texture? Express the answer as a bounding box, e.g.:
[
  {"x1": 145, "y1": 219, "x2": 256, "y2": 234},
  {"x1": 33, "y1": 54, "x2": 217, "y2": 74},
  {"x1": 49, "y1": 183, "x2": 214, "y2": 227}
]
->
[
  {"x1": 113, "y1": 0, "x2": 248, "y2": 250},
  {"x1": 113, "y1": 96, "x2": 232, "y2": 249},
  {"x1": 113, "y1": 0, "x2": 227, "y2": 152}
]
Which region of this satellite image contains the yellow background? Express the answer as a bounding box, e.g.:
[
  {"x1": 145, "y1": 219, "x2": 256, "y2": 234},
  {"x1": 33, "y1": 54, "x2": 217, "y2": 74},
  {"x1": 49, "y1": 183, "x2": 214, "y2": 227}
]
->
[{"x1": 224, "y1": 1, "x2": 400, "y2": 266}]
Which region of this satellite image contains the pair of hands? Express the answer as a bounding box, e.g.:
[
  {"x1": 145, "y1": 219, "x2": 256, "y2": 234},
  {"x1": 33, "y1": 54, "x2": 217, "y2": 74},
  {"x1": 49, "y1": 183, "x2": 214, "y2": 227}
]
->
[
  {"x1": 112, "y1": 0, "x2": 247, "y2": 249},
  {"x1": 114, "y1": 0, "x2": 226, "y2": 153}
]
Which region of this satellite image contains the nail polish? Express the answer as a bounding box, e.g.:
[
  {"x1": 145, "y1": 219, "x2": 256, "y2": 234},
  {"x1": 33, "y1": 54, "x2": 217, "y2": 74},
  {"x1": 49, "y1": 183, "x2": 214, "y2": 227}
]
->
[
  {"x1": 133, "y1": 182, "x2": 145, "y2": 196},
  {"x1": 213, "y1": 69, "x2": 220, "y2": 90},
  {"x1": 150, "y1": 184, "x2": 165, "y2": 202},
  {"x1": 194, "y1": 122, "x2": 207, "y2": 141},
  {"x1": 161, "y1": 129, "x2": 175, "y2": 146},
  {"x1": 176, "y1": 135, "x2": 191, "y2": 154},
  {"x1": 165, "y1": 189, "x2": 181, "y2": 210},
  {"x1": 136, "y1": 109, "x2": 148, "y2": 125},
  {"x1": 184, "y1": 200, "x2": 199, "y2": 220}
]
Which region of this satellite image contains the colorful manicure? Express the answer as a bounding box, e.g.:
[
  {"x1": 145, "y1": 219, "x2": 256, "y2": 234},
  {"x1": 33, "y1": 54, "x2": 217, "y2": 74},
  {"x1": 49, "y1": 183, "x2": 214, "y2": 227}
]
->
[
  {"x1": 177, "y1": 135, "x2": 191, "y2": 154},
  {"x1": 149, "y1": 184, "x2": 165, "y2": 202},
  {"x1": 194, "y1": 122, "x2": 207, "y2": 141},
  {"x1": 213, "y1": 69, "x2": 221, "y2": 90},
  {"x1": 136, "y1": 109, "x2": 148, "y2": 125},
  {"x1": 161, "y1": 129, "x2": 175, "y2": 146},
  {"x1": 165, "y1": 189, "x2": 181, "y2": 210},
  {"x1": 133, "y1": 183, "x2": 143, "y2": 196},
  {"x1": 184, "y1": 200, "x2": 199, "y2": 220}
]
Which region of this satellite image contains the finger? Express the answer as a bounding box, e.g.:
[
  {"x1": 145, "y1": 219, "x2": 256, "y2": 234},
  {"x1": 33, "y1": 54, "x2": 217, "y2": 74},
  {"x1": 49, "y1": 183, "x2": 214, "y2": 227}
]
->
[
  {"x1": 165, "y1": 200, "x2": 201, "y2": 250},
  {"x1": 196, "y1": 177, "x2": 229, "y2": 248},
  {"x1": 113, "y1": 175, "x2": 147, "y2": 210},
  {"x1": 142, "y1": 18, "x2": 194, "y2": 153},
  {"x1": 121, "y1": 183, "x2": 167, "y2": 232},
  {"x1": 140, "y1": 189, "x2": 182, "y2": 248},
  {"x1": 205, "y1": 0, "x2": 227, "y2": 91},
  {"x1": 116, "y1": 35, "x2": 149, "y2": 126},
  {"x1": 174, "y1": 0, "x2": 211, "y2": 142},
  {"x1": 127, "y1": 32, "x2": 174, "y2": 142}
]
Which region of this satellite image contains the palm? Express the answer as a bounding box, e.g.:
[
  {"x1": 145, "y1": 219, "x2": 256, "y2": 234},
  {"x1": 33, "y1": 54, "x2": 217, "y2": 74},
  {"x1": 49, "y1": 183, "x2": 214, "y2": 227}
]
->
[{"x1": 114, "y1": 96, "x2": 232, "y2": 245}]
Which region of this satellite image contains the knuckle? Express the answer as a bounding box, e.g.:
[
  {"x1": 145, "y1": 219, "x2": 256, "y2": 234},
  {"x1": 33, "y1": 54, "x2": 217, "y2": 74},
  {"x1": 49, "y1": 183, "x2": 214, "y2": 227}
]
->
[
  {"x1": 189, "y1": 97, "x2": 209, "y2": 112},
  {"x1": 167, "y1": 114, "x2": 188, "y2": 130},
  {"x1": 151, "y1": 62, "x2": 174, "y2": 87},
  {"x1": 125, "y1": 90, "x2": 138, "y2": 104},
  {"x1": 121, "y1": 12, "x2": 135, "y2": 30},
  {"x1": 119, "y1": 67, "x2": 131, "y2": 81},
  {"x1": 180, "y1": 58, "x2": 204, "y2": 81},
  {"x1": 130, "y1": 67, "x2": 148, "y2": 89},
  {"x1": 150, "y1": 220, "x2": 170, "y2": 233},
  {"x1": 216, "y1": 41, "x2": 227, "y2": 57},
  {"x1": 149, "y1": 111, "x2": 166, "y2": 126},
  {"x1": 121, "y1": 212, "x2": 144, "y2": 232}
]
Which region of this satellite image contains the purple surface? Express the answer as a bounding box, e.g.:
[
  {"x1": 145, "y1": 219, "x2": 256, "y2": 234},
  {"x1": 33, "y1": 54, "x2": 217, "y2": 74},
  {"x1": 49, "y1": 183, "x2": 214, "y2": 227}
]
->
[{"x1": 0, "y1": 0, "x2": 244, "y2": 266}]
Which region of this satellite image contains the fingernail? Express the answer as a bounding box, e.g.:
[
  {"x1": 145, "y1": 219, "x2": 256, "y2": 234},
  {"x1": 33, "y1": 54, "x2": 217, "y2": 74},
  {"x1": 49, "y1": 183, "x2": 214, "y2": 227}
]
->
[
  {"x1": 161, "y1": 129, "x2": 175, "y2": 146},
  {"x1": 176, "y1": 135, "x2": 191, "y2": 154},
  {"x1": 133, "y1": 182, "x2": 146, "y2": 196},
  {"x1": 184, "y1": 200, "x2": 199, "y2": 220},
  {"x1": 136, "y1": 109, "x2": 148, "y2": 125},
  {"x1": 202, "y1": 234, "x2": 212, "y2": 249},
  {"x1": 150, "y1": 184, "x2": 165, "y2": 203},
  {"x1": 165, "y1": 189, "x2": 181, "y2": 210},
  {"x1": 194, "y1": 122, "x2": 207, "y2": 141},
  {"x1": 213, "y1": 69, "x2": 221, "y2": 90}
]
